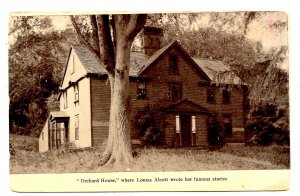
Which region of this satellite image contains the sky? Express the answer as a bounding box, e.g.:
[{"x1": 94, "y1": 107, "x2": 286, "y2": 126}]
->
[{"x1": 246, "y1": 12, "x2": 288, "y2": 50}]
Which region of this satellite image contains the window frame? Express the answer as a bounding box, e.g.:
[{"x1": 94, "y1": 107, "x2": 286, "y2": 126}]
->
[
  {"x1": 169, "y1": 54, "x2": 179, "y2": 75},
  {"x1": 223, "y1": 113, "x2": 233, "y2": 137},
  {"x1": 168, "y1": 82, "x2": 182, "y2": 101},
  {"x1": 74, "y1": 83, "x2": 79, "y2": 105},
  {"x1": 75, "y1": 115, "x2": 79, "y2": 140},
  {"x1": 207, "y1": 88, "x2": 216, "y2": 104},
  {"x1": 63, "y1": 91, "x2": 68, "y2": 109},
  {"x1": 137, "y1": 81, "x2": 147, "y2": 100},
  {"x1": 222, "y1": 88, "x2": 231, "y2": 104}
]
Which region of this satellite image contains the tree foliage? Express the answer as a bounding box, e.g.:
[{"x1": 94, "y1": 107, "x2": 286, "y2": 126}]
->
[
  {"x1": 9, "y1": 16, "x2": 79, "y2": 136},
  {"x1": 246, "y1": 102, "x2": 289, "y2": 146},
  {"x1": 134, "y1": 104, "x2": 167, "y2": 147}
]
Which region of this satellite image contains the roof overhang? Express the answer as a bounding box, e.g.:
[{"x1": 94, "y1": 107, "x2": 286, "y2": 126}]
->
[
  {"x1": 163, "y1": 99, "x2": 210, "y2": 115},
  {"x1": 49, "y1": 111, "x2": 69, "y2": 122}
]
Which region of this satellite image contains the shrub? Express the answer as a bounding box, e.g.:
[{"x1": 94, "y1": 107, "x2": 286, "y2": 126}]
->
[
  {"x1": 207, "y1": 120, "x2": 225, "y2": 150},
  {"x1": 135, "y1": 103, "x2": 167, "y2": 147},
  {"x1": 246, "y1": 102, "x2": 289, "y2": 146}
]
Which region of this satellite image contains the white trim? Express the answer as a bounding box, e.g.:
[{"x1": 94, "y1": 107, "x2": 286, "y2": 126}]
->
[
  {"x1": 192, "y1": 116, "x2": 196, "y2": 133},
  {"x1": 175, "y1": 115, "x2": 180, "y2": 133}
]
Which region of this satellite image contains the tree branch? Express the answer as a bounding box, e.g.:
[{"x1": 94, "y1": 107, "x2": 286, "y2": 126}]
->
[
  {"x1": 95, "y1": 15, "x2": 115, "y2": 73},
  {"x1": 89, "y1": 15, "x2": 100, "y2": 55},
  {"x1": 70, "y1": 15, "x2": 97, "y2": 54},
  {"x1": 125, "y1": 14, "x2": 147, "y2": 40},
  {"x1": 202, "y1": 13, "x2": 220, "y2": 39}
]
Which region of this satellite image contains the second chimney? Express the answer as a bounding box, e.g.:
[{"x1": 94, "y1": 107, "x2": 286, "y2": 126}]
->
[{"x1": 142, "y1": 26, "x2": 163, "y2": 56}]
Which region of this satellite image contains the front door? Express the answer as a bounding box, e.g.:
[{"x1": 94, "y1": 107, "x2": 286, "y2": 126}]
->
[{"x1": 180, "y1": 115, "x2": 192, "y2": 146}]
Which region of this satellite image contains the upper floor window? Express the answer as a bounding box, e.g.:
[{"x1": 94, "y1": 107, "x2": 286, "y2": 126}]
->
[
  {"x1": 223, "y1": 114, "x2": 232, "y2": 137},
  {"x1": 71, "y1": 55, "x2": 75, "y2": 74},
  {"x1": 207, "y1": 89, "x2": 216, "y2": 103},
  {"x1": 169, "y1": 54, "x2": 179, "y2": 75},
  {"x1": 222, "y1": 89, "x2": 231, "y2": 104},
  {"x1": 169, "y1": 83, "x2": 182, "y2": 101},
  {"x1": 137, "y1": 81, "x2": 147, "y2": 100},
  {"x1": 208, "y1": 113, "x2": 217, "y2": 124},
  {"x1": 63, "y1": 91, "x2": 68, "y2": 109},
  {"x1": 74, "y1": 83, "x2": 79, "y2": 105}
]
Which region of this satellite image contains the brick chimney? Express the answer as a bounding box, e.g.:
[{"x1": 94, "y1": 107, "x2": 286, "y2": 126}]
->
[{"x1": 142, "y1": 26, "x2": 163, "y2": 56}]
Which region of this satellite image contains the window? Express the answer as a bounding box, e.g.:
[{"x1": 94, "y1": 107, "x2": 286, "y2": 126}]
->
[
  {"x1": 207, "y1": 89, "x2": 216, "y2": 103},
  {"x1": 208, "y1": 113, "x2": 217, "y2": 124},
  {"x1": 41, "y1": 132, "x2": 44, "y2": 141},
  {"x1": 57, "y1": 129, "x2": 61, "y2": 148},
  {"x1": 169, "y1": 83, "x2": 182, "y2": 101},
  {"x1": 137, "y1": 81, "x2": 147, "y2": 100},
  {"x1": 192, "y1": 116, "x2": 196, "y2": 133},
  {"x1": 75, "y1": 115, "x2": 79, "y2": 140},
  {"x1": 71, "y1": 55, "x2": 75, "y2": 74},
  {"x1": 51, "y1": 122, "x2": 56, "y2": 149},
  {"x1": 175, "y1": 115, "x2": 180, "y2": 133},
  {"x1": 191, "y1": 116, "x2": 196, "y2": 146},
  {"x1": 74, "y1": 83, "x2": 79, "y2": 105},
  {"x1": 169, "y1": 54, "x2": 179, "y2": 75},
  {"x1": 223, "y1": 114, "x2": 232, "y2": 137},
  {"x1": 222, "y1": 89, "x2": 231, "y2": 104},
  {"x1": 63, "y1": 91, "x2": 68, "y2": 109}
]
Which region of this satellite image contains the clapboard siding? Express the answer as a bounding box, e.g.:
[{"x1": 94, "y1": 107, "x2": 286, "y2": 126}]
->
[
  {"x1": 164, "y1": 115, "x2": 176, "y2": 146},
  {"x1": 90, "y1": 77, "x2": 110, "y2": 146},
  {"x1": 196, "y1": 115, "x2": 208, "y2": 146}
]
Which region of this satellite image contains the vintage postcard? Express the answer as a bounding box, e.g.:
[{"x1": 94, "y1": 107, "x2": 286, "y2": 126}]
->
[{"x1": 8, "y1": 11, "x2": 290, "y2": 192}]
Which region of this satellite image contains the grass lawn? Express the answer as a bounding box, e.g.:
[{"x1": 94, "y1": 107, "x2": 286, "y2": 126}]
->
[{"x1": 9, "y1": 134, "x2": 290, "y2": 174}]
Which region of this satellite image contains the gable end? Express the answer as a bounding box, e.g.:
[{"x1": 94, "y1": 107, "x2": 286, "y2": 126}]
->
[{"x1": 139, "y1": 41, "x2": 211, "y2": 81}]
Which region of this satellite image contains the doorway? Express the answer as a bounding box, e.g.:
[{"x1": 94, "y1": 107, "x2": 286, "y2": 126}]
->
[{"x1": 180, "y1": 115, "x2": 192, "y2": 146}]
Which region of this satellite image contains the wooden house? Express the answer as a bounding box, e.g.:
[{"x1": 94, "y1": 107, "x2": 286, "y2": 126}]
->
[{"x1": 39, "y1": 27, "x2": 247, "y2": 152}]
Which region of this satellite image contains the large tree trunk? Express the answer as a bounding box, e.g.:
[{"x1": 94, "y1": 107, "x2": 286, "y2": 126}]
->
[
  {"x1": 99, "y1": 15, "x2": 147, "y2": 166},
  {"x1": 106, "y1": 38, "x2": 132, "y2": 164}
]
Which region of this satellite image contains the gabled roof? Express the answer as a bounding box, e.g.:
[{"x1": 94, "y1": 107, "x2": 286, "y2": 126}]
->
[
  {"x1": 163, "y1": 99, "x2": 210, "y2": 114},
  {"x1": 137, "y1": 42, "x2": 174, "y2": 75},
  {"x1": 193, "y1": 58, "x2": 243, "y2": 85},
  {"x1": 73, "y1": 45, "x2": 107, "y2": 75},
  {"x1": 138, "y1": 41, "x2": 211, "y2": 81},
  {"x1": 72, "y1": 45, "x2": 149, "y2": 77}
]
